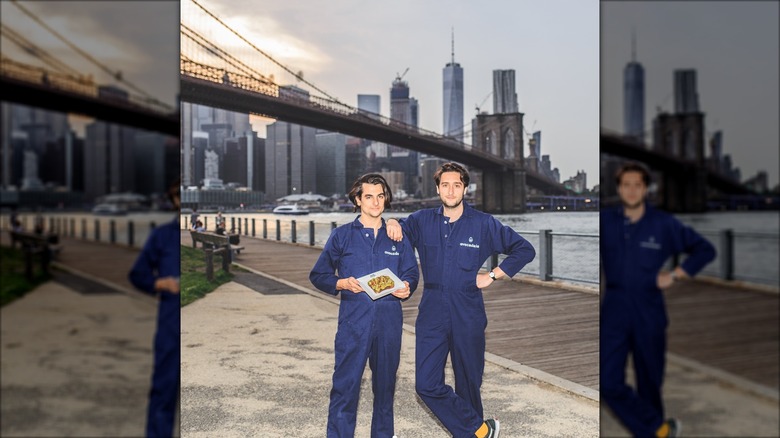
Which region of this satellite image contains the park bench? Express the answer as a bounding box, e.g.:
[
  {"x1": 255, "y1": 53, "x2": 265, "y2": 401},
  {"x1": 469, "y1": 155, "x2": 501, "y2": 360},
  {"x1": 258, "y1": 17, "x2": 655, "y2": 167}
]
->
[
  {"x1": 9, "y1": 231, "x2": 61, "y2": 280},
  {"x1": 189, "y1": 231, "x2": 243, "y2": 280}
]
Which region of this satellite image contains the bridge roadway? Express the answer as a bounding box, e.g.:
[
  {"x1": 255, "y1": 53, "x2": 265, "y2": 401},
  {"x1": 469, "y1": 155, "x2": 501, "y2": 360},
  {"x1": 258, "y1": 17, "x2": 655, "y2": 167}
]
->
[
  {"x1": 180, "y1": 68, "x2": 568, "y2": 196},
  {"x1": 601, "y1": 132, "x2": 753, "y2": 195},
  {"x1": 1, "y1": 66, "x2": 179, "y2": 136}
]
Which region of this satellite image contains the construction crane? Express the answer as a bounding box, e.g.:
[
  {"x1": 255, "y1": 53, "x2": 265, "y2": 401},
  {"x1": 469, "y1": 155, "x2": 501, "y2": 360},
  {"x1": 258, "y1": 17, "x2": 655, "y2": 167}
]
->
[
  {"x1": 395, "y1": 67, "x2": 409, "y2": 82},
  {"x1": 475, "y1": 91, "x2": 492, "y2": 114}
]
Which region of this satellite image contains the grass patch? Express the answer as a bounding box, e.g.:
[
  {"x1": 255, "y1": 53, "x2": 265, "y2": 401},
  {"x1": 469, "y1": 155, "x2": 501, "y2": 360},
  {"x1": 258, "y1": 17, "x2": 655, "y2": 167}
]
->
[
  {"x1": 1, "y1": 246, "x2": 51, "y2": 307},
  {"x1": 180, "y1": 245, "x2": 233, "y2": 307}
]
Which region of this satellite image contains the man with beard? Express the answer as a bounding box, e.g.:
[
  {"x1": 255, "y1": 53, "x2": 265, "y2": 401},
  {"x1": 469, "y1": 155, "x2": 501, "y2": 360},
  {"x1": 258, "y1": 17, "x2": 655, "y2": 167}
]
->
[
  {"x1": 386, "y1": 162, "x2": 535, "y2": 438},
  {"x1": 129, "y1": 179, "x2": 181, "y2": 437},
  {"x1": 600, "y1": 162, "x2": 715, "y2": 438}
]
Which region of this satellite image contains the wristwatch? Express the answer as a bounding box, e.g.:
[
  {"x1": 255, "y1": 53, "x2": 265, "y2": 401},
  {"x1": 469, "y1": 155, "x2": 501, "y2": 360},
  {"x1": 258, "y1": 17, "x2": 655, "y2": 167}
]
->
[{"x1": 488, "y1": 271, "x2": 496, "y2": 281}]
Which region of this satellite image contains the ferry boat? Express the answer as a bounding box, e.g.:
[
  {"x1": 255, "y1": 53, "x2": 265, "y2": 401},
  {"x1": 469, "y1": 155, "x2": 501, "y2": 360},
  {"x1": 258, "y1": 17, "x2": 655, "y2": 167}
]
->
[
  {"x1": 272, "y1": 204, "x2": 310, "y2": 215},
  {"x1": 92, "y1": 203, "x2": 128, "y2": 215}
]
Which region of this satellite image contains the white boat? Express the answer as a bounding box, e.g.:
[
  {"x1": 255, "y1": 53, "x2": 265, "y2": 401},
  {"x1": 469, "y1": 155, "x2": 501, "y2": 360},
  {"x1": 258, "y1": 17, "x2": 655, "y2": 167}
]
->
[
  {"x1": 92, "y1": 203, "x2": 128, "y2": 215},
  {"x1": 273, "y1": 204, "x2": 310, "y2": 215}
]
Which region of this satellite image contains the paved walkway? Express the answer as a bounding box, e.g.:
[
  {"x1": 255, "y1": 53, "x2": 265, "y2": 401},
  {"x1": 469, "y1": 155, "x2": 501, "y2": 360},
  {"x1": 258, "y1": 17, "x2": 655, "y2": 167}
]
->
[
  {"x1": 180, "y1": 279, "x2": 599, "y2": 438},
  {"x1": 0, "y1": 231, "x2": 165, "y2": 437}
]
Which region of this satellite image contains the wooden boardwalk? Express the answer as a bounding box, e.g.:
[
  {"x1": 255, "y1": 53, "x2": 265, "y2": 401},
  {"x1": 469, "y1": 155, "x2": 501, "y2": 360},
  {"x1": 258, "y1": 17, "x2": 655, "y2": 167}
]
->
[
  {"x1": 186, "y1": 231, "x2": 601, "y2": 391},
  {"x1": 664, "y1": 281, "x2": 779, "y2": 390}
]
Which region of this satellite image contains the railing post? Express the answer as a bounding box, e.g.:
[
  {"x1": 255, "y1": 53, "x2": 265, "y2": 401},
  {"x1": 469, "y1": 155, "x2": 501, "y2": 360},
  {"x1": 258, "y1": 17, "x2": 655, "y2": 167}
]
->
[
  {"x1": 128, "y1": 221, "x2": 135, "y2": 247},
  {"x1": 70, "y1": 218, "x2": 75, "y2": 237},
  {"x1": 109, "y1": 220, "x2": 116, "y2": 244},
  {"x1": 490, "y1": 254, "x2": 499, "y2": 270},
  {"x1": 309, "y1": 221, "x2": 315, "y2": 246},
  {"x1": 276, "y1": 219, "x2": 280, "y2": 241},
  {"x1": 205, "y1": 217, "x2": 208, "y2": 230},
  {"x1": 49, "y1": 217, "x2": 54, "y2": 233},
  {"x1": 720, "y1": 229, "x2": 734, "y2": 281},
  {"x1": 244, "y1": 218, "x2": 248, "y2": 235},
  {"x1": 252, "y1": 218, "x2": 256, "y2": 237},
  {"x1": 230, "y1": 217, "x2": 235, "y2": 233},
  {"x1": 81, "y1": 218, "x2": 87, "y2": 239},
  {"x1": 331, "y1": 221, "x2": 337, "y2": 232},
  {"x1": 539, "y1": 230, "x2": 553, "y2": 281},
  {"x1": 291, "y1": 220, "x2": 297, "y2": 243},
  {"x1": 263, "y1": 219, "x2": 267, "y2": 239},
  {"x1": 237, "y1": 218, "x2": 242, "y2": 235},
  {"x1": 94, "y1": 219, "x2": 100, "y2": 242}
]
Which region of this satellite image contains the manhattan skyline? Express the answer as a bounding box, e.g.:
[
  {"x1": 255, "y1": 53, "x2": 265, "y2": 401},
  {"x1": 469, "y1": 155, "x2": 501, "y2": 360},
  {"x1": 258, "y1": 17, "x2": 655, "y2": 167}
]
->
[
  {"x1": 601, "y1": 1, "x2": 779, "y2": 188},
  {"x1": 181, "y1": 0, "x2": 599, "y2": 186}
]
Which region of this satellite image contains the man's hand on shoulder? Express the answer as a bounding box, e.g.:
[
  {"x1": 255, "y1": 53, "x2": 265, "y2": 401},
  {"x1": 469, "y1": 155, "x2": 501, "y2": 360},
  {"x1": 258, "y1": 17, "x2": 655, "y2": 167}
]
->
[{"x1": 386, "y1": 218, "x2": 403, "y2": 242}]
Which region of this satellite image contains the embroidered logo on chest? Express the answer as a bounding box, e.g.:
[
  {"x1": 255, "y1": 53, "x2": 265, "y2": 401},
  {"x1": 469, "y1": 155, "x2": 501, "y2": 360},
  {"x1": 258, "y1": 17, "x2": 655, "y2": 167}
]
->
[
  {"x1": 460, "y1": 236, "x2": 480, "y2": 249},
  {"x1": 384, "y1": 244, "x2": 400, "y2": 256},
  {"x1": 639, "y1": 235, "x2": 662, "y2": 250}
]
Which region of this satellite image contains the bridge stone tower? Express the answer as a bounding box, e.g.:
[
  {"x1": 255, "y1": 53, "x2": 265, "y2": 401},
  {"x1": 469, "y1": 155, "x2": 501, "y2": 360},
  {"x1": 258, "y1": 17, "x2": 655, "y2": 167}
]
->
[
  {"x1": 472, "y1": 112, "x2": 527, "y2": 213},
  {"x1": 652, "y1": 112, "x2": 707, "y2": 212}
]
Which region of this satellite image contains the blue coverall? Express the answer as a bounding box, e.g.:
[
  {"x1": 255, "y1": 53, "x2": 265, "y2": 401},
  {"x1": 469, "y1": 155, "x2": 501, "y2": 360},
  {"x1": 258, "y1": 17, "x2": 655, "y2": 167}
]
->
[
  {"x1": 600, "y1": 204, "x2": 715, "y2": 437},
  {"x1": 399, "y1": 202, "x2": 535, "y2": 437},
  {"x1": 310, "y1": 217, "x2": 420, "y2": 438},
  {"x1": 128, "y1": 218, "x2": 181, "y2": 438}
]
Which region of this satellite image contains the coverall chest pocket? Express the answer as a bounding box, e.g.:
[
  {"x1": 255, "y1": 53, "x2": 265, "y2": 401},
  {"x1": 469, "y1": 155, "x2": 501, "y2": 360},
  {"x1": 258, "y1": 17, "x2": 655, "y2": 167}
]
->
[
  {"x1": 457, "y1": 248, "x2": 481, "y2": 271},
  {"x1": 341, "y1": 248, "x2": 370, "y2": 275},
  {"x1": 638, "y1": 246, "x2": 666, "y2": 274}
]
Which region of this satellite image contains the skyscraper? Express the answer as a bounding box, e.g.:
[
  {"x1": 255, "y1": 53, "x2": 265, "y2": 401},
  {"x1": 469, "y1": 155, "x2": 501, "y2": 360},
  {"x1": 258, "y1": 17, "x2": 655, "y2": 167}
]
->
[
  {"x1": 493, "y1": 69, "x2": 518, "y2": 114},
  {"x1": 265, "y1": 120, "x2": 317, "y2": 201},
  {"x1": 443, "y1": 31, "x2": 464, "y2": 142},
  {"x1": 389, "y1": 75, "x2": 421, "y2": 196},
  {"x1": 315, "y1": 131, "x2": 348, "y2": 197},
  {"x1": 84, "y1": 121, "x2": 136, "y2": 200},
  {"x1": 181, "y1": 102, "x2": 253, "y2": 186},
  {"x1": 674, "y1": 69, "x2": 699, "y2": 114},
  {"x1": 357, "y1": 94, "x2": 381, "y2": 120},
  {"x1": 623, "y1": 32, "x2": 645, "y2": 140},
  {"x1": 390, "y1": 77, "x2": 414, "y2": 126}
]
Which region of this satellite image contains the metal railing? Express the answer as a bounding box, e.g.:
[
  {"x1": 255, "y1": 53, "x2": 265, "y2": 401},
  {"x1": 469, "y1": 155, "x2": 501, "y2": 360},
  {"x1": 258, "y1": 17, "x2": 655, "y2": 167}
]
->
[
  {"x1": 2, "y1": 214, "x2": 160, "y2": 249},
  {"x1": 182, "y1": 215, "x2": 600, "y2": 285}
]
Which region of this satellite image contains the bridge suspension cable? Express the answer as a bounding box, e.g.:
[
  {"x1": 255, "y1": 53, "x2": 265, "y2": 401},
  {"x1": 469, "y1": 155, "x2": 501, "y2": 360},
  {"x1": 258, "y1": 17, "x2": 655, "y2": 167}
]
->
[
  {"x1": 187, "y1": 0, "x2": 342, "y2": 103},
  {"x1": 9, "y1": 0, "x2": 170, "y2": 110},
  {"x1": 1, "y1": 23, "x2": 81, "y2": 77},
  {"x1": 181, "y1": 22, "x2": 271, "y2": 83}
]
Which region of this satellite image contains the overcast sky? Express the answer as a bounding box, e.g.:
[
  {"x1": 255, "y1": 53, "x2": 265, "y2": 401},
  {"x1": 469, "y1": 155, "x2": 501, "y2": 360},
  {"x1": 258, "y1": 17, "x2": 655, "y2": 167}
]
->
[
  {"x1": 182, "y1": 0, "x2": 600, "y2": 186},
  {"x1": 0, "y1": 1, "x2": 179, "y2": 108},
  {"x1": 601, "y1": 1, "x2": 779, "y2": 188}
]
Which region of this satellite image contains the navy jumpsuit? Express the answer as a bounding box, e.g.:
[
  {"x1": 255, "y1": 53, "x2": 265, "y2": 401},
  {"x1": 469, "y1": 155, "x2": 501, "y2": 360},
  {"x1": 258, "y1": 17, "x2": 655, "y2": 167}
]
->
[
  {"x1": 129, "y1": 218, "x2": 181, "y2": 438},
  {"x1": 601, "y1": 204, "x2": 715, "y2": 436},
  {"x1": 310, "y1": 217, "x2": 419, "y2": 438},
  {"x1": 400, "y1": 203, "x2": 535, "y2": 437}
]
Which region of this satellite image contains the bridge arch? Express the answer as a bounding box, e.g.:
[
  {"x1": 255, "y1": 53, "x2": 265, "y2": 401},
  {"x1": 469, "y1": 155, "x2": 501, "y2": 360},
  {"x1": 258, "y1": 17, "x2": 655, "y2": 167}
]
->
[
  {"x1": 485, "y1": 129, "x2": 498, "y2": 155},
  {"x1": 502, "y1": 128, "x2": 516, "y2": 160}
]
